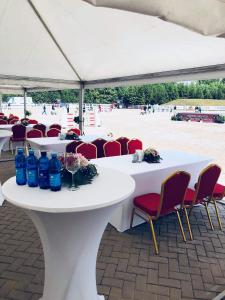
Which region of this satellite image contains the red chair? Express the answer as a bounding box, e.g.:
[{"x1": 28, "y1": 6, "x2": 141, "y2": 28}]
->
[
  {"x1": 68, "y1": 128, "x2": 81, "y2": 136},
  {"x1": 33, "y1": 124, "x2": 46, "y2": 137},
  {"x1": 127, "y1": 139, "x2": 143, "y2": 154},
  {"x1": 92, "y1": 138, "x2": 107, "y2": 158},
  {"x1": 184, "y1": 164, "x2": 222, "y2": 232},
  {"x1": 47, "y1": 128, "x2": 61, "y2": 137},
  {"x1": 76, "y1": 143, "x2": 97, "y2": 160},
  {"x1": 116, "y1": 137, "x2": 130, "y2": 155},
  {"x1": 9, "y1": 119, "x2": 18, "y2": 124},
  {"x1": 28, "y1": 119, "x2": 38, "y2": 124},
  {"x1": 104, "y1": 141, "x2": 121, "y2": 157},
  {"x1": 50, "y1": 124, "x2": 61, "y2": 131},
  {"x1": 131, "y1": 171, "x2": 191, "y2": 254},
  {"x1": 10, "y1": 124, "x2": 26, "y2": 153},
  {"x1": 0, "y1": 119, "x2": 8, "y2": 124},
  {"x1": 0, "y1": 113, "x2": 4, "y2": 117},
  {"x1": 66, "y1": 140, "x2": 83, "y2": 153},
  {"x1": 26, "y1": 129, "x2": 43, "y2": 139}
]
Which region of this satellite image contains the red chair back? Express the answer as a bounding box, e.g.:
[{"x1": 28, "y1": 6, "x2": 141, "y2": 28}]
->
[
  {"x1": 0, "y1": 119, "x2": 8, "y2": 124},
  {"x1": 27, "y1": 129, "x2": 43, "y2": 138},
  {"x1": 11, "y1": 124, "x2": 26, "y2": 140},
  {"x1": 116, "y1": 137, "x2": 130, "y2": 155},
  {"x1": 66, "y1": 140, "x2": 83, "y2": 153},
  {"x1": 0, "y1": 113, "x2": 4, "y2": 116},
  {"x1": 76, "y1": 143, "x2": 97, "y2": 160},
  {"x1": 104, "y1": 141, "x2": 121, "y2": 157},
  {"x1": 47, "y1": 128, "x2": 61, "y2": 137},
  {"x1": 50, "y1": 124, "x2": 61, "y2": 130},
  {"x1": 159, "y1": 171, "x2": 191, "y2": 217},
  {"x1": 68, "y1": 128, "x2": 81, "y2": 136},
  {"x1": 33, "y1": 124, "x2": 46, "y2": 136},
  {"x1": 127, "y1": 139, "x2": 143, "y2": 154},
  {"x1": 195, "y1": 164, "x2": 221, "y2": 204},
  {"x1": 92, "y1": 138, "x2": 107, "y2": 158},
  {"x1": 9, "y1": 119, "x2": 18, "y2": 124},
  {"x1": 28, "y1": 119, "x2": 38, "y2": 124}
]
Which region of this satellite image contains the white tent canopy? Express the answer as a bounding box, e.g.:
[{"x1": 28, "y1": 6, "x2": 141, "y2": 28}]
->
[
  {"x1": 85, "y1": 0, "x2": 225, "y2": 37},
  {"x1": 0, "y1": 0, "x2": 225, "y2": 92}
]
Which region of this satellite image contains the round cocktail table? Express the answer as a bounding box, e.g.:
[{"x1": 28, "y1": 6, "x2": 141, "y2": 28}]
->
[
  {"x1": 0, "y1": 130, "x2": 12, "y2": 156},
  {"x1": 2, "y1": 167, "x2": 135, "y2": 300}
]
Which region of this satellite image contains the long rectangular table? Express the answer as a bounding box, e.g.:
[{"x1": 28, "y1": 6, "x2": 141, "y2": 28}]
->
[
  {"x1": 27, "y1": 135, "x2": 112, "y2": 152},
  {"x1": 91, "y1": 150, "x2": 212, "y2": 232}
]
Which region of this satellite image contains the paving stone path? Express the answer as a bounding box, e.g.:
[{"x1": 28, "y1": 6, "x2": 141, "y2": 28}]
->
[{"x1": 1, "y1": 161, "x2": 225, "y2": 300}]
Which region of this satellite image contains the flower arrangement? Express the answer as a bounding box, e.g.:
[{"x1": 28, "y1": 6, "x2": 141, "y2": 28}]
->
[
  {"x1": 143, "y1": 148, "x2": 162, "y2": 163},
  {"x1": 63, "y1": 153, "x2": 98, "y2": 186},
  {"x1": 65, "y1": 131, "x2": 80, "y2": 140}
]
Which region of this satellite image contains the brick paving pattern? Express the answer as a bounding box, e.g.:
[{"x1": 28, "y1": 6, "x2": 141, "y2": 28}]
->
[{"x1": 1, "y1": 160, "x2": 225, "y2": 300}]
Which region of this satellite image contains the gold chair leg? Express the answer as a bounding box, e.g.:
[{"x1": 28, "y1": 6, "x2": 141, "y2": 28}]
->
[
  {"x1": 149, "y1": 218, "x2": 159, "y2": 255},
  {"x1": 183, "y1": 207, "x2": 193, "y2": 240},
  {"x1": 130, "y1": 208, "x2": 135, "y2": 229},
  {"x1": 204, "y1": 202, "x2": 214, "y2": 230},
  {"x1": 212, "y1": 198, "x2": 222, "y2": 230},
  {"x1": 176, "y1": 210, "x2": 186, "y2": 242}
]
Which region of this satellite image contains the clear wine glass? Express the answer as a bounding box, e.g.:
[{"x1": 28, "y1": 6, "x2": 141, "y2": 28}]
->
[{"x1": 65, "y1": 153, "x2": 80, "y2": 191}]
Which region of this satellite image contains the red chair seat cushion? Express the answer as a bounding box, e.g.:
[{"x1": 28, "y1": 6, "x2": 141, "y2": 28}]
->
[
  {"x1": 184, "y1": 188, "x2": 196, "y2": 205},
  {"x1": 213, "y1": 183, "x2": 225, "y2": 199},
  {"x1": 134, "y1": 193, "x2": 161, "y2": 216}
]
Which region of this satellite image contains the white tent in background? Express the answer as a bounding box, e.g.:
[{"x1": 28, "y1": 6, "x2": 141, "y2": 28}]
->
[{"x1": 0, "y1": 0, "x2": 225, "y2": 131}]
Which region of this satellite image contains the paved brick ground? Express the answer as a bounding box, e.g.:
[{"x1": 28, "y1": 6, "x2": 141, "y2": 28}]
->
[{"x1": 1, "y1": 160, "x2": 225, "y2": 300}]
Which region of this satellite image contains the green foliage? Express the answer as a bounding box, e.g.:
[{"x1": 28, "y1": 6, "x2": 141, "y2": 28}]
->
[{"x1": 2, "y1": 79, "x2": 225, "y2": 106}]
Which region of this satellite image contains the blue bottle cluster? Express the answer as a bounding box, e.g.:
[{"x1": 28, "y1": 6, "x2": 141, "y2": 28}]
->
[{"x1": 15, "y1": 148, "x2": 61, "y2": 191}]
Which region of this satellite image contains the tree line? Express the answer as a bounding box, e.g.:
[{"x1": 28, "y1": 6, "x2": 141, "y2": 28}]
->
[{"x1": 3, "y1": 79, "x2": 225, "y2": 105}]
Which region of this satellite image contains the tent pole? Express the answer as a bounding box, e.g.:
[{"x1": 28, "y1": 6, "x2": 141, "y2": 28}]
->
[
  {"x1": 79, "y1": 84, "x2": 84, "y2": 135},
  {"x1": 23, "y1": 88, "x2": 27, "y2": 119},
  {"x1": 0, "y1": 93, "x2": 2, "y2": 113}
]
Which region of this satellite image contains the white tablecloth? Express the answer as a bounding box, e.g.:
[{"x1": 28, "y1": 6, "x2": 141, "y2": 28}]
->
[
  {"x1": 0, "y1": 130, "x2": 12, "y2": 156},
  {"x1": 27, "y1": 135, "x2": 112, "y2": 152},
  {"x1": 91, "y1": 150, "x2": 212, "y2": 232},
  {"x1": 2, "y1": 168, "x2": 135, "y2": 300}
]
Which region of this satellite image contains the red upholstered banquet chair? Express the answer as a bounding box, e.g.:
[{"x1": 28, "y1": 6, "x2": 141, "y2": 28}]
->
[
  {"x1": 10, "y1": 124, "x2": 26, "y2": 153},
  {"x1": 104, "y1": 141, "x2": 121, "y2": 157},
  {"x1": 68, "y1": 128, "x2": 81, "y2": 136},
  {"x1": 131, "y1": 171, "x2": 191, "y2": 254},
  {"x1": 66, "y1": 140, "x2": 83, "y2": 153},
  {"x1": 26, "y1": 129, "x2": 43, "y2": 152},
  {"x1": 76, "y1": 143, "x2": 97, "y2": 160},
  {"x1": 26, "y1": 129, "x2": 43, "y2": 139},
  {"x1": 47, "y1": 128, "x2": 61, "y2": 137},
  {"x1": 9, "y1": 119, "x2": 18, "y2": 124},
  {"x1": 127, "y1": 139, "x2": 143, "y2": 154},
  {"x1": 213, "y1": 183, "x2": 225, "y2": 201},
  {"x1": 116, "y1": 137, "x2": 130, "y2": 155},
  {"x1": 33, "y1": 124, "x2": 46, "y2": 137},
  {"x1": 0, "y1": 113, "x2": 4, "y2": 117},
  {"x1": 0, "y1": 119, "x2": 8, "y2": 124},
  {"x1": 50, "y1": 124, "x2": 61, "y2": 131},
  {"x1": 184, "y1": 164, "x2": 222, "y2": 232},
  {"x1": 92, "y1": 138, "x2": 107, "y2": 158},
  {"x1": 28, "y1": 119, "x2": 38, "y2": 125}
]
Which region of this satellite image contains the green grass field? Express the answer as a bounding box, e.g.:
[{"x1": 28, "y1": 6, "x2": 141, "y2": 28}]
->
[{"x1": 165, "y1": 99, "x2": 225, "y2": 106}]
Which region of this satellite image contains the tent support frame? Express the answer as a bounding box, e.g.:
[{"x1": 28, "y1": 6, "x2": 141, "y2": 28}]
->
[
  {"x1": 79, "y1": 83, "x2": 84, "y2": 135},
  {"x1": 23, "y1": 88, "x2": 27, "y2": 119}
]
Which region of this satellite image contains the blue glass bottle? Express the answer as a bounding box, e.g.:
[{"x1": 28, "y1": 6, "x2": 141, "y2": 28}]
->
[
  {"x1": 26, "y1": 149, "x2": 38, "y2": 187},
  {"x1": 15, "y1": 148, "x2": 27, "y2": 185},
  {"x1": 49, "y1": 153, "x2": 61, "y2": 191},
  {"x1": 38, "y1": 151, "x2": 49, "y2": 189}
]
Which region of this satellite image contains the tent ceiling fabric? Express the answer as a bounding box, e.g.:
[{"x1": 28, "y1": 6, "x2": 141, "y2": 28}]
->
[
  {"x1": 85, "y1": 0, "x2": 225, "y2": 37},
  {"x1": 0, "y1": 0, "x2": 225, "y2": 91}
]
